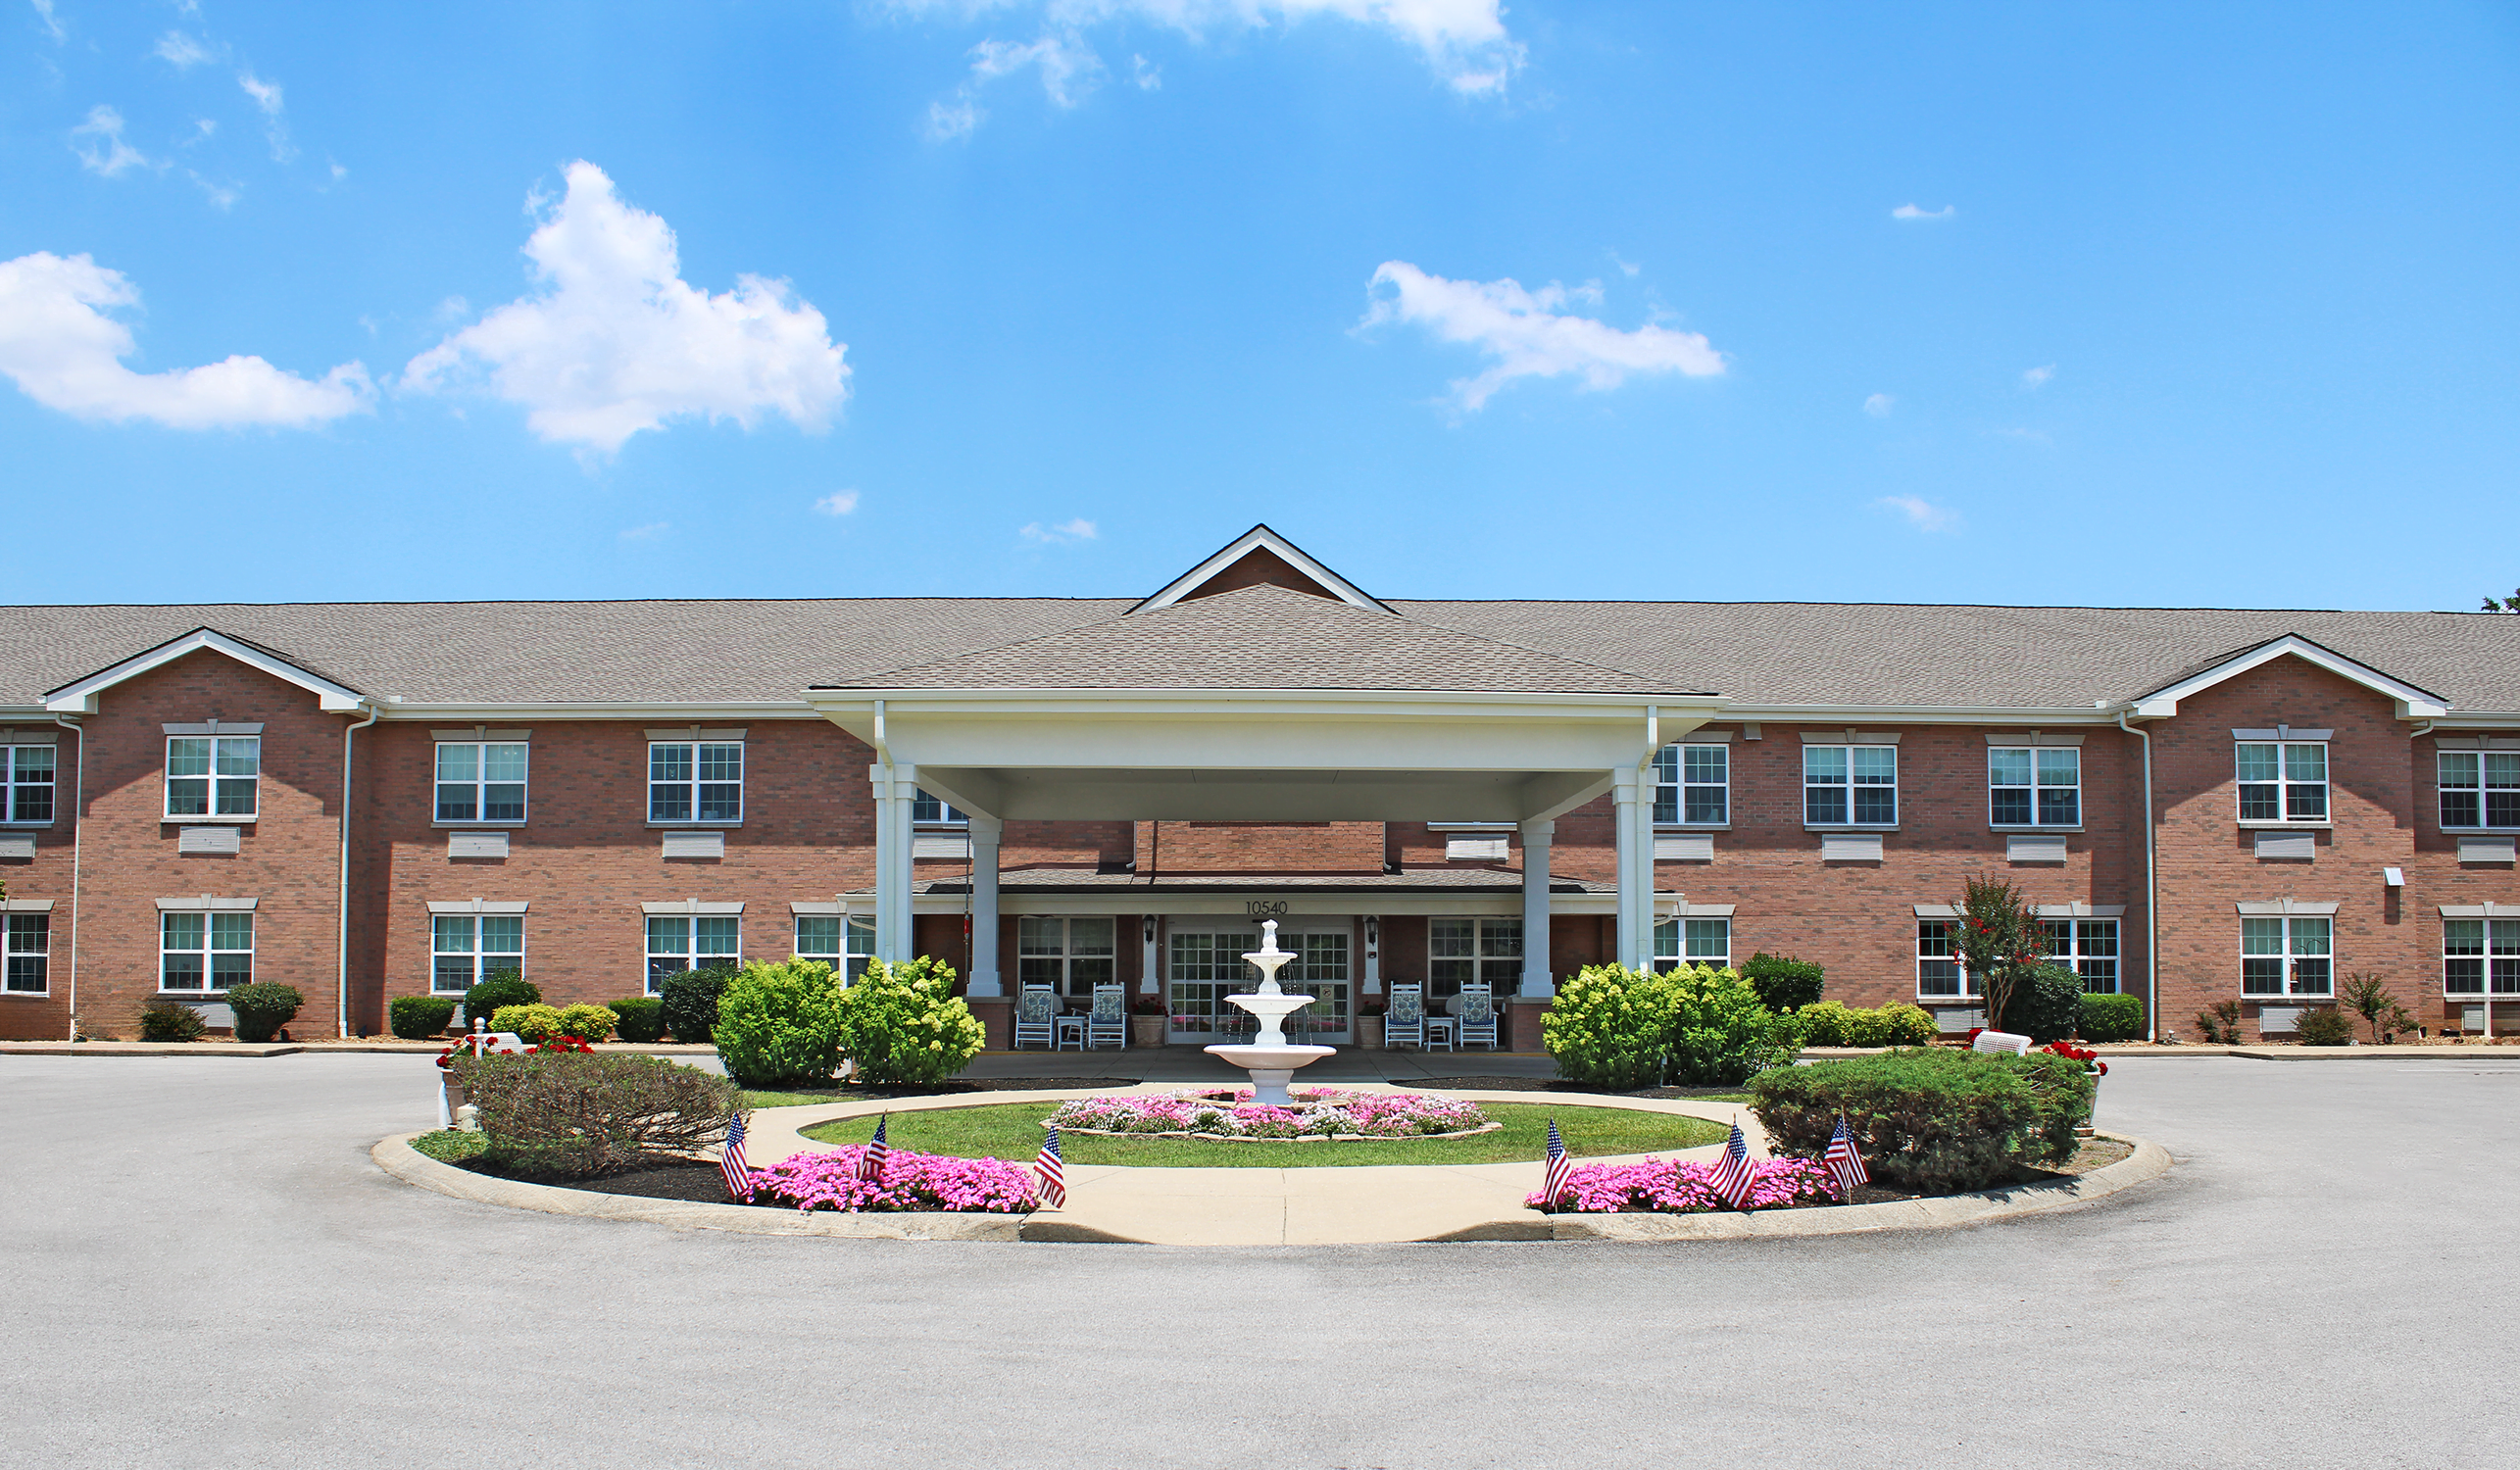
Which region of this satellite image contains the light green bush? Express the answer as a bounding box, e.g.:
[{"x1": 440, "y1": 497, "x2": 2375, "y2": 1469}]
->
[
  {"x1": 1797, "y1": 1001, "x2": 1939, "y2": 1048},
  {"x1": 491, "y1": 1003, "x2": 565, "y2": 1044},
  {"x1": 555, "y1": 1003, "x2": 618, "y2": 1043},
  {"x1": 1664, "y1": 963, "x2": 1798, "y2": 1086},
  {"x1": 713, "y1": 959, "x2": 848, "y2": 1089},
  {"x1": 1542, "y1": 964, "x2": 1674, "y2": 1090},
  {"x1": 833, "y1": 956, "x2": 985, "y2": 1086}
]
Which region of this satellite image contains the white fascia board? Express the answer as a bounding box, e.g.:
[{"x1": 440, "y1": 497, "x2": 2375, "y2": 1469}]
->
[
  {"x1": 907, "y1": 892, "x2": 1621, "y2": 917},
  {"x1": 1724, "y1": 705, "x2": 2123, "y2": 725},
  {"x1": 45, "y1": 628, "x2": 371, "y2": 713},
  {"x1": 1131, "y1": 525, "x2": 1393, "y2": 614},
  {"x1": 372, "y1": 702, "x2": 822, "y2": 722},
  {"x1": 2125, "y1": 635, "x2": 2450, "y2": 720},
  {"x1": 814, "y1": 689, "x2": 1727, "y2": 718}
]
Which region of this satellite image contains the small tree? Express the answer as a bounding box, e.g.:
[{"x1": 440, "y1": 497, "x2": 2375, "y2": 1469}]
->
[
  {"x1": 1952, "y1": 874, "x2": 2049, "y2": 1033},
  {"x1": 2341, "y1": 973, "x2": 2420, "y2": 1043},
  {"x1": 2482, "y1": 588, "x2": 2520, "y2": 613}
]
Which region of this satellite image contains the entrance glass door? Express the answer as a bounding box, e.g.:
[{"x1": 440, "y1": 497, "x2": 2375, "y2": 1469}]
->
[{"x1": 1167, "y1": 927, "x2": 1352, "y2": 1044}]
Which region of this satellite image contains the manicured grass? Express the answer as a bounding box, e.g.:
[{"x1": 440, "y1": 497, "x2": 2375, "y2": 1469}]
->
[
  {"x1": 411, "y1": 1129, "x2": 487, "y2": 1162},
  {"x1": 738, "y1": 1089, "x2": 850, "y2": 1110},
  {"x1": 797, "y1": 1102, "x2": 1726, "y2": 1168}
]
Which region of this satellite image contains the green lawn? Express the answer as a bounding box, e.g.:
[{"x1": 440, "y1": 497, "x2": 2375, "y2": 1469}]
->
[{"x1": 794, "y1": 1102, "x2": 1726, "y2": 1168}]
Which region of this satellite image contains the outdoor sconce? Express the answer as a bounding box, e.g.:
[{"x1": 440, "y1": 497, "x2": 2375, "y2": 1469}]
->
[
  {"x1": 1363, "y1": 916, "x2": 1379, "y2": 957},
  {"x1": 1142, "y1": 916, "x2": 1157, "y2": 946}
]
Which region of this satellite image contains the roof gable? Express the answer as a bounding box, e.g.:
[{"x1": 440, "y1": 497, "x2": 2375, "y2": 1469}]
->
[
  {"x1": 1132, "y1": 525, "x2": 1390, "y2": 615},
  {"x1": 44, "y1": 626, "x2": 371, "y2": 714},
  {"x1": 2127, "y1": 632, "x2": 2449, "y2": 719}
]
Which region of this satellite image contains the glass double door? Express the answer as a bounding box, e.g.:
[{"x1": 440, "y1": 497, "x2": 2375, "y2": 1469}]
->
[{"x1": 1167, "y1": 926, "x2": 1352, "y2": 1044}]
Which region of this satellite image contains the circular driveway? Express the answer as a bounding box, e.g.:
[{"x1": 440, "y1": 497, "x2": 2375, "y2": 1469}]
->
[{"x1": 4, "y1": 1053, "x2": 2512, "y2": 1468}]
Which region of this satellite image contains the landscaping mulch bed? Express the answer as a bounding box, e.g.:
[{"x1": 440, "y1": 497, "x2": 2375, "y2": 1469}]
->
[
  {"x1": 454, "y1": 1154, "x2": 782, "y2": 1207},
  {"x1": 1773, "y1": 1136, "x2": 2134, "y2": 1207}
]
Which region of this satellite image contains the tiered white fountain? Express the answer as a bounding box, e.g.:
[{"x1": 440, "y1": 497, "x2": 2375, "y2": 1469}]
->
[{"x1": 1202, "y1": 919, "x2": 1335, "y2": 1105}]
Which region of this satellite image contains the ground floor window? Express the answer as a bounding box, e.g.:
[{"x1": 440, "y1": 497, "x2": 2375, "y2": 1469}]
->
[
  {"x1": 796, "y1": 913, "x2": 876, "y2": 982},
  {"x1": 1430, "y1": 917, "x2": 1520, "y2": 999},
  {"x1": 1917, "y1": 919, "x2": 1975, "y2": 1000},
  {"x1": 432, "y1": 914, "x2": 523, "y2": 994},
  {"x1": 5, "y1": 913, "x2": 47, "y2": 994},
  {"x1": 2043, "y1": 918, "x2": 2120, "y2": 994},
  {"x1": 1018, "y1": 916, "x2": 1117, "y2": 1001},
  {"x1": 1167, "y1": 929, "x2": 1258, "y2": 1036},
  {"x1": 1652, "y1": 917, "x2": 1732, "y2": 971},
  {"x1": 2243, "y1": 915, "x2": 2331, "y2": 997},
  {"x1": 163, "y1": 911, "x2": 252, "y2": 992},
  {"x1": 647, "y1": 915, "x2": 739, "y2": 995},
  {"x1": 2444, "y1": 918, "x2": 2520, "y2": 997}
]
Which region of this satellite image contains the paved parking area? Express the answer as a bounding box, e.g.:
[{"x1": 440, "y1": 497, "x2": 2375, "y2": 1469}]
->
[{"x1": 6, "y1": 1053, "x2": 2515, "y2": 1468}]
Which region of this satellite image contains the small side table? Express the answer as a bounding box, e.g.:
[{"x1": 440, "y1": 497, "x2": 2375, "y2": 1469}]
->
[
  {"x1": 1055, "y1": 1015, "x2": 1087, "y2": 1050},
  {"x1": 1423, "y1": 1016, "x2": 1458, "y2": 1052}
]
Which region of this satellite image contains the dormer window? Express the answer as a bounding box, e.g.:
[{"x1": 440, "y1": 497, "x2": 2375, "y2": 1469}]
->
[
  {"x1": 2237, "y1": 740, "x2": 2326, "y2": 823},
  {"x1": 167, "y1": 735, "x2": 259, "y2": 819}
]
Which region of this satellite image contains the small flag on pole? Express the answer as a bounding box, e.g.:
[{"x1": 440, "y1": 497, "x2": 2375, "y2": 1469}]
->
[
  {"x1": 1033, "y1": 1126, "x2": 1067, "y2": 1210},
  {"x1": 859, "y1": 1114, "x2": 890, "y2": 1182},
  {"x1": 1824, "y1": 1115, "x2": 1869, "y2": 1196},
  {"x1": 1543, "y1": 1117, "x2": 1572, "y2": 1206},
  {"x1": 718, "y1": 1113, "x2": 753, "y2": 1200},
  {"x1": 1709, "y1": 1121, "x2": 1755, "y2": 1211}
]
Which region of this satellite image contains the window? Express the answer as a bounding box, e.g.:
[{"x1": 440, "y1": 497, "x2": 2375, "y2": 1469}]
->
[
  {"x1": 435, "y1": 742, "x2": 527, "y2": 823},
  {"x1": 1429, "y1": 917, "x2": 1521, "y2": 999},
  {"x1": 166, "y1": 736, "x2": 259, "y2": 818},
  {"x1": 648, "y1": 742, "x2": 742, "y2": 824},
  {"x1": 645, "y1": 914, "x2": 739, "y2": 994},
  {"x1": 1917, "y1": 919, "x2": 1975, "y2": 1000},
  {"x1": 5, "y1": 913, "x2": 48, "y2": 993},
  {"x1": 432, "y1": 914, "x2": 523, "y2": 994},
  {"x1": 2, "y1": 745, "x2": 54, "y2": 824},
  {"x1": 1990, "y1": 747, "x2": 2080, "y2": 827},
  {"x1": 162, "y1": 911, "x2": 252, "y2": 992},
  {"x1": 911, "y1": 789, "x2": 967, "y2": 825},
  {"x1": 1652, "y1": 916, "x2": 1732, "y2": 972},
  {"x1": 1017, "y1": 916, "x2": 1116, "y2": 1001},
  {"x1": 2042, "y1": 918, "x2": 2120, "y2": 994},
  {"x1": 2237, "y1": 741, "x2": 2327, "y2": 822},
  {"x1": 2443, "y1": 919, "x2": 2520, "y2": 998},
  {"x1": 2439, "y1": 752, "x2": 2520, "y2": 830},
  {"x1": 796, "y1": 913, "x2": 876, "y2": 982},
  {"x1": 1805, "y1": 745, "x2": 1896, "y2": 826},
  {"x1": 2242, "y1": 915, "x2": 2332, "y2": 997},
  {"x1": 1652, "y1": 744, "x2": 1729, "y2": 825}
]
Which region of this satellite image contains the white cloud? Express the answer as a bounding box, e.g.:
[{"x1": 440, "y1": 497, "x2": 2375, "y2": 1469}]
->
[
  {"x1": 2022, "y1": 364, "x2": 2053, "y2": 388},
  {"x1": 618, "y1": 521, "x2": 670, "y2": 542},
  {"x1": 929, "y1": 28, "x2": 1104, "y2": 136},
  {"x1": 184, "y1": 118, "x2": 217, "y2": 145},
  {"x1": 30, "y1": 0, "x2": 63, "y2": 43},
  {"x1": 1991, "y1": 425, "x2": 2051, "y2": 445},
  {"x1": 237, "y1": 71, "x2": 296, "y2": 162},
  {"x1": 926, "y1": 95, "x2": 983, "y2": 140},
  {"x1": 1132, "y1": 52, "x2": 1161, "y2": 88},
  {"x1": 403, "y1": 162, "x2": 850, "y2": 455},
  {"x1": 1359, "y1": 261, "x2": 1725, "y2": 411},
  {"x1": 1607, "y1": 250, "x2": 1640, "y2": 278},
  {"x1": 1863, "y1": 392, "x2": 1894, "y2": 417},
  {"x1": 1878, "y1": 495, "x2": 1960, "y2": 533},
  {"x1": 814, "y1": 490, "x2": 861, "y2": 516},
  {"x1": 1891, "y1": 203, "x2": 1954, "y2": 220},
  {"x1": 1019, "y1": 517, "x2": 1097, "y2": 544},
  {"x1": 154, "y1": 30, "x2": 215, "y2": 68},
  {"x1": 68, "y1": 106, "x2": 151, "y2": 177},
  {"x1": 187, "y1": 172, "x2": 237, "y2": 210},
  {"x1": 0, "y1": 251, "x2": 372, "y2": 428}
]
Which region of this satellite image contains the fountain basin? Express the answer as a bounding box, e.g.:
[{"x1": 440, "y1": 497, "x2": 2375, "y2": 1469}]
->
[{"x1": 1202, "y1": 1044, "x2": 1336, "y2": 1106}]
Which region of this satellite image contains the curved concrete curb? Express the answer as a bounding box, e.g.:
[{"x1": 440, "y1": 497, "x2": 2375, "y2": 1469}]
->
[{"x1": 370, "y1": 1135, "x2": 1022, "y2": 1241}]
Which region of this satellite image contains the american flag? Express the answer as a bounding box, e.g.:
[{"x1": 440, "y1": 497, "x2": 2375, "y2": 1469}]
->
[
  {"x1": 718, "y1": 1113, "x2": 753, "y2": 1200},
  {"x1": 1709, "y1": 1121, "x2": 1755, "y2": 1211},
  {"x1": 1824, "y1": 1116, "x2": 1869, "y2": 1196},
  {"x1": 1542, "y1": 1117, "x2": 1572, "y2": 1206},
  {"x1": 1033, "y1": 1126, "x2": 1067, "y2": 1210},
  {"x1": 859, "y1": 1114, "x2": 890, "y2": 1182}
]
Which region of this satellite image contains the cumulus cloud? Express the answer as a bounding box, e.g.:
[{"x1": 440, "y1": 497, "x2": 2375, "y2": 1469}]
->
[
  {"x1": 403, "y1": 161, "x2": 850, "y2": 455},
  {"x1": 1863, "y1": 392, "x2": 1894, "y2": 417},
  {"x1": 1878, "y1": 495, "x2": 1960, "y2": 532},
  {"x1": 814, "y1": 490, "x2": 861, "y2": 515},
  {"x1": 154, "y1": 30, "x2": 215, "y2": 67},
  {"x1": 68, "y1": 106, "x2": 151, "y2": 177},
  {"x1": 0, "y1": 251, "x2": 372, "y2": 428},
  {"x1": 1891, "y1": 203, "x2": 1954, "y2": 220},
  {"x1": 2022, "y1": 364, "x2": 2053, "y2": 388},
  {"x1": 1359, "y1": 261, "x2": 1725, "y2": 411},
  {"x1": 1020, "y1": 517, "x2": 1097, "y2": 544},
  {"x1": 929, "y1": 29, "x2": 1105, "y2": 137}
]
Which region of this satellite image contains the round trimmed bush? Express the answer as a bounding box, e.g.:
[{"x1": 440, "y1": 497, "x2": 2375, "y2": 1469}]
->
[
  {"x1": 463, "y1": 971, "x2": 539, "y2": 1031},
  {"x1": 1664, "y1": 963, "x2": 1797, "y2": 1086},
  {"x1": 2004, "y1": 964, "x2": 2086, "y2": 1045},
  {"x1": 1542, "y1": 964, "x2": 1672, "y2": 1090},
  {"x1": 1751, "y1": 1047, "x2": 2093, "y2": 1195},
  {"x1": 2079, "y1": 992, "x2": 2146, "y2": 1043},
  {"x1": 660, "y1": 968, "x2": 731, "y2": 1044},
  {"x1": 224, "y1": 982, "x2": 304, "y2": 1043},
  {"x1": 389, "y1": 995, "x2": 459, "y2": 1040},
  {"x1": 1739, "y1": 952, "x2": 1826, "y2": 1013},
  {"x1": 555, "y1": 1003, "x2": 618, "y2": 1043},
  {"x1": 609, "y1": 996, "x2": 667, "y2": 1043},
  {"x1": 2296, "y1": 1006, "x2": 2355, "y2": 1046},
  {"x1": 491, "y1": 1003, "x2": 566, "y2": 1044},
  {"x1": 713, "y1": 959, "x2": 847, "y2": 1089},
  {"x1": 832, "y1": 956, "x2": 985, "y2": 1086}
]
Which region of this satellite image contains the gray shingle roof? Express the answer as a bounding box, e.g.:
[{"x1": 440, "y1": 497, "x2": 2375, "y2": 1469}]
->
[{"x1": 903, "y1": 869, "x2": 1616, "y2": 894}]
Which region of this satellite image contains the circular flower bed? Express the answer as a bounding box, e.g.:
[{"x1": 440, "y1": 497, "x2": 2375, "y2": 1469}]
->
[
  {"x1": 1528, "y1": 1157, "x2": 1844, "y2": 1214},
  {"x1": 740, "y1": 1146, "x2": 1038, "y2": 1213},
  {"x1": 1047, "y1": 1088, "x2": 1494, "y2": 1141}
]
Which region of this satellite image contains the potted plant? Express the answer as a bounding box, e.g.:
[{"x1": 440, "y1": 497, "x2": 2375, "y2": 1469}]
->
[
  {"x1": 1357, "y1": 995, "x2": 1388, "y2": 1051},
  {"x1": 1130, "y1": 994, "x2": 1167, "y2": 1048}
]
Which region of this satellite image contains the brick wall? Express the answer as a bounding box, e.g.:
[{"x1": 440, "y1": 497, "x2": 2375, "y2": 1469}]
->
[{"x1": 0, "y1": 721, "x2": 83, "y2": 1040}]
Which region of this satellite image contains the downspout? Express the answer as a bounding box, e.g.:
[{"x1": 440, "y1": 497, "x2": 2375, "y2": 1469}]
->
[
  {"x1": 2117, "y1": 711, "x2": 2157, "y2": 1043},
  {"x1": 338, "y1": 702, "x2": 380, "y2": 1039},
  {"x1": 52, "y1": 715, "x2": 82, "y2": 1042}
]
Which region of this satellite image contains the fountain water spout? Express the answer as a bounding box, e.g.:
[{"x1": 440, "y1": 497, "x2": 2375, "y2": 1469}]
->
[{"x1": 1202, "y1": 919, "x2": 1337, "y2": 1105}]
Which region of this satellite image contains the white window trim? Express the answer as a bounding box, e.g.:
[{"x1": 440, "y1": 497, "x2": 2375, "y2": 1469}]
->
[
  {"x1": 794, "y1": 910, "x2": 876, "y2": 981},
  {"x1": 2040, "y1": 915, "x2": 2122, "y2": 995},
  {"x1": 1987, "y1": 744, "x2": 2083, "y2": 830},
  {"x1": 2241, "y1": 912, "x2": 2333, "y2": 999},
  {"x1": 644, "y1": 911, "x2": 743, "y2": 995},
  {"x1": 1, "y1": 742, "x2": 59, "y2": 827},
  {"x1": 1915, "y1": 917, "x2": 1975, "y2": 1002},
  {"x1": 1015, "y1": 915, "x2": 1120, "y2": 1000},
  {"x1": 160, "y1": 907, "x2": 254, "y2": 995},
  {"x1": 430, "y1": 910, "x2": 526, "y2": 996},
  {"x1": 2234, "y1": 737, "x2": 2329, "y2": 826},
  {"x1": 1427, "y1": 915, "x2": 1523, "y2": 998},
  {"x1": 1803, "y1": 743, "x2": 1899, "y2": 829},
  {"x1": 4, "y1": 908, "x2": 51, "y2": 997},
  {"x1": 646, "y1": 738, "x2": 746, "y2": 827},
  {"x1": 432, "y1": 740, "x2": 530, "y2": 827},
  {"x1": 911, "y1": 789, "x2": 970, "y2": 828},
  {"x1": 1653, "y1": 742, "x2": 1732, "y2": 829},
  {"x1": 163, "y1": 733, "x2": 261, "y2": 822},
  {"x1": 2442, "y1": 914, "x2": 2520, "y2": 1000},
  {"x1": 1651, "y1": 913, "x2": 1733, "y2": 971},
  {"x1": 2436, "y1": 748, "x2": 2520, "y2": 833}
]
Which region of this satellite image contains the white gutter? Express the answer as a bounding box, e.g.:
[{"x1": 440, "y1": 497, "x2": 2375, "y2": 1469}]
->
[
  {"x1": 2116, "y1": 710, "x2": 2158, "y2": 1042},
  {"x1": 52, "y1": 715, "x2": 82, "y2": 1042},
  {"x1": 338, "y1": 702, "x2": 380, "y2": 1038}
]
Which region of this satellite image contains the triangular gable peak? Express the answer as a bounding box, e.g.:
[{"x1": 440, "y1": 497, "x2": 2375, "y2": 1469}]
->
[
  {"x1": 45, "y1": 626, "x2": 371, "y2": 714},
  {"x1": 1131, "y1": 524, "x2": 1391, "y2": 615},
  {"x1": 2127, "y1": 632, "x2": 2448, "y2": 720}
]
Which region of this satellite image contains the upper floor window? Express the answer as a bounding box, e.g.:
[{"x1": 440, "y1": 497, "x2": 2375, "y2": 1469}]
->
[
  {"x1": 1652, "y1": 916, "x2": 1732, "y2": 972},
  {"x1": 166, "y1": 736, "x2": 259, "y2": 818},
  {"x1": 2242, "y1": 914, "x2": 2331, "y2": 997},
  {"x1": 912, "y1": 789, "x2": 967, "y2": 825},
  {"x1": 1990, "y1": 747, "x2": 2079, "y2": 827},
  {"x1": 162, "y1": 910, "x2": 252, "y2": 992},
  {"x1": 2042, "y1": 917, "x2": 2119, "y2": 994},
  {"x1": 435, "y1": 742, "x2": 527, "y2": 823},
  {"x1": 2444, "y1": 918, "x2": 2520, "y2": 998},
  {"x1": 1653, "y1": 744, "x2": 1729, "y2": 825},
  {"x1": 2, "y1": 744, "x2": 55, "y2": 824},
  {"x1": 2439, "y1": 751, "x2": 2520, "y2": 830},
  {"x1": 1805, "y1": 745, "x2": 1897, "y2": 826},
  {"x1": 1017, "y1": 916, "x2": 1116, "y2": 1001},
  {"x1": 2237, "y1": 741, "x2": 2326, "y2": 822},
  {"x1": 649, "y1": 741, "x2": 742, "y2": 824},
  {"x1": 796, "y1": 912, "x2": 876, "y2": 982}
]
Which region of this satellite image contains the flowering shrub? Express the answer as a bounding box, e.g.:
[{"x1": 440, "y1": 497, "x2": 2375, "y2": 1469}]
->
[
  {"x1": 1527, "y1": 1156, "x2": 1843, "y2": 1213},
  {"x1": 2040, "y1": 1041, "x2": 2108, "y2": 1076},
  {"x1": 1046, "y1": 1088, "x2": 1490, "y2": 1139},
  {"x1": 742, "y1": 1146, "x2": 1038, "y2": 1213}
]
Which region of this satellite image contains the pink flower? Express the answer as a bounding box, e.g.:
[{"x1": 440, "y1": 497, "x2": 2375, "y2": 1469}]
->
[{"x1": 1526, "y1": 1156, "x2": 1844, "y2": 1214}]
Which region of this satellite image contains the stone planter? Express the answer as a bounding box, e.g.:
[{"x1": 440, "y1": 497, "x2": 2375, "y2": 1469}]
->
[
  {"x1": 1357, "y1": 1015, "x2": 1384, "y2": 1051},
  {"x1": 1131, "y1": 1014, "x2": 1167, "y2": 1048}
]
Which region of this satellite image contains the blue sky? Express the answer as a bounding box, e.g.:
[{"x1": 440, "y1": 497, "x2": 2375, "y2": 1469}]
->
[{"x1": 4, "y1": 2, "x2": 2515, "y2": 611}]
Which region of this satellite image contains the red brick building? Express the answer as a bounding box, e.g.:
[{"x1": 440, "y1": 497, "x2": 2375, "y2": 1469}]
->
[{"x1": 5, "y1": 526, "x2": 2517, "y2": 1046}]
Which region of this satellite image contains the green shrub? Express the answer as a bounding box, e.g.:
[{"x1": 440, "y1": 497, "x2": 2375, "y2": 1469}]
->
[
  {"x1": 1796, "y1": 1001, "x2": 1939, "y2": 1048},
  {"x1": 223, "y1": 982, "x2": 305, "y2": 1043},
  {"x1": 1739, "y1": 952, "x2": 1826, "y2": 1013},
  {"x1": 713, "y1": 959, "x2": 848, "y2": 1089},
  {"x1": 2341, "y1": 974, "x2": 2420, "y2": 1043},
  {"x1": 1877, "y1": 1004, "x2": 1940, "y2": 1046},
  {"x1": 660, "y1": 968, "x2": 731, "y2": 1044},
  {"x1": 463, "y1": 971, "x2": 539, "y2": 1031},
  {"x1": 834, "y1": 956, "x2": 987, "y2": 1086},
  {"x1": 2008, "y1": 965, "x2": 2085, "y2": 1045},
  {"x1": 609, "y1": 997, "x2": 667, "y2": 1043},
  {"x1": 389, "y1": 995, "x2": 460, "y2": 1040},
  {"x1": 1664, "y1": 964, "x2": 1798, "y2": 1086},
  {"x1": 455, "y1": 1052, "x2": 737, "y2": 1177},
  {"x1": 2295, "y1": 1006, "x2": 2355, "y2": 1046},
  {"x1": 2080, "y1": 993, "x2": 2146, "y2": 1044},
  {"x1": 1542, "y1": 964, "x2": 1673, "y2": 1090},
  {"x1": 491, "y1": 1003, "x2": 566, "y2": 1044},
  {"x1": 2196, "y1": 999, "x2": 2243, "y2": 1045},
  {"x1": 138, "y1": 1000, "x2": 208, "y2": 1043},
  {"x1": 555, "y1": 1003, "x2": 618, "y2": 1043},
  {"x1": 1750, "y1": 1048, "x2": 2094, "y2": 1195}
]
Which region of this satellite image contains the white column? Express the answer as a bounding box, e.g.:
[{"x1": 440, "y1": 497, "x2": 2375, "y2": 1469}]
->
[
  {"x1": 869, "y1": 762, "x2": 917, "y2": 962},
  {"x1": 1139, "y1": 915, "x2": 1161, "y2": 995},
  {"x1": 1361, "y1": 916, "x2": 1382, "y2": 995},
  {"x1": 967, "y1": 814, "x2": 1002, "y2": 996},
  {"x1": 1611, "y1": 769, "x2": 1642, "y2": 971},
  {"x1": 1519, "y1": 819, "x2": 1555, "y2": 997},
  {"x1": 1632, "y1": 787, "x2": 1658, "y2": 970}
]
